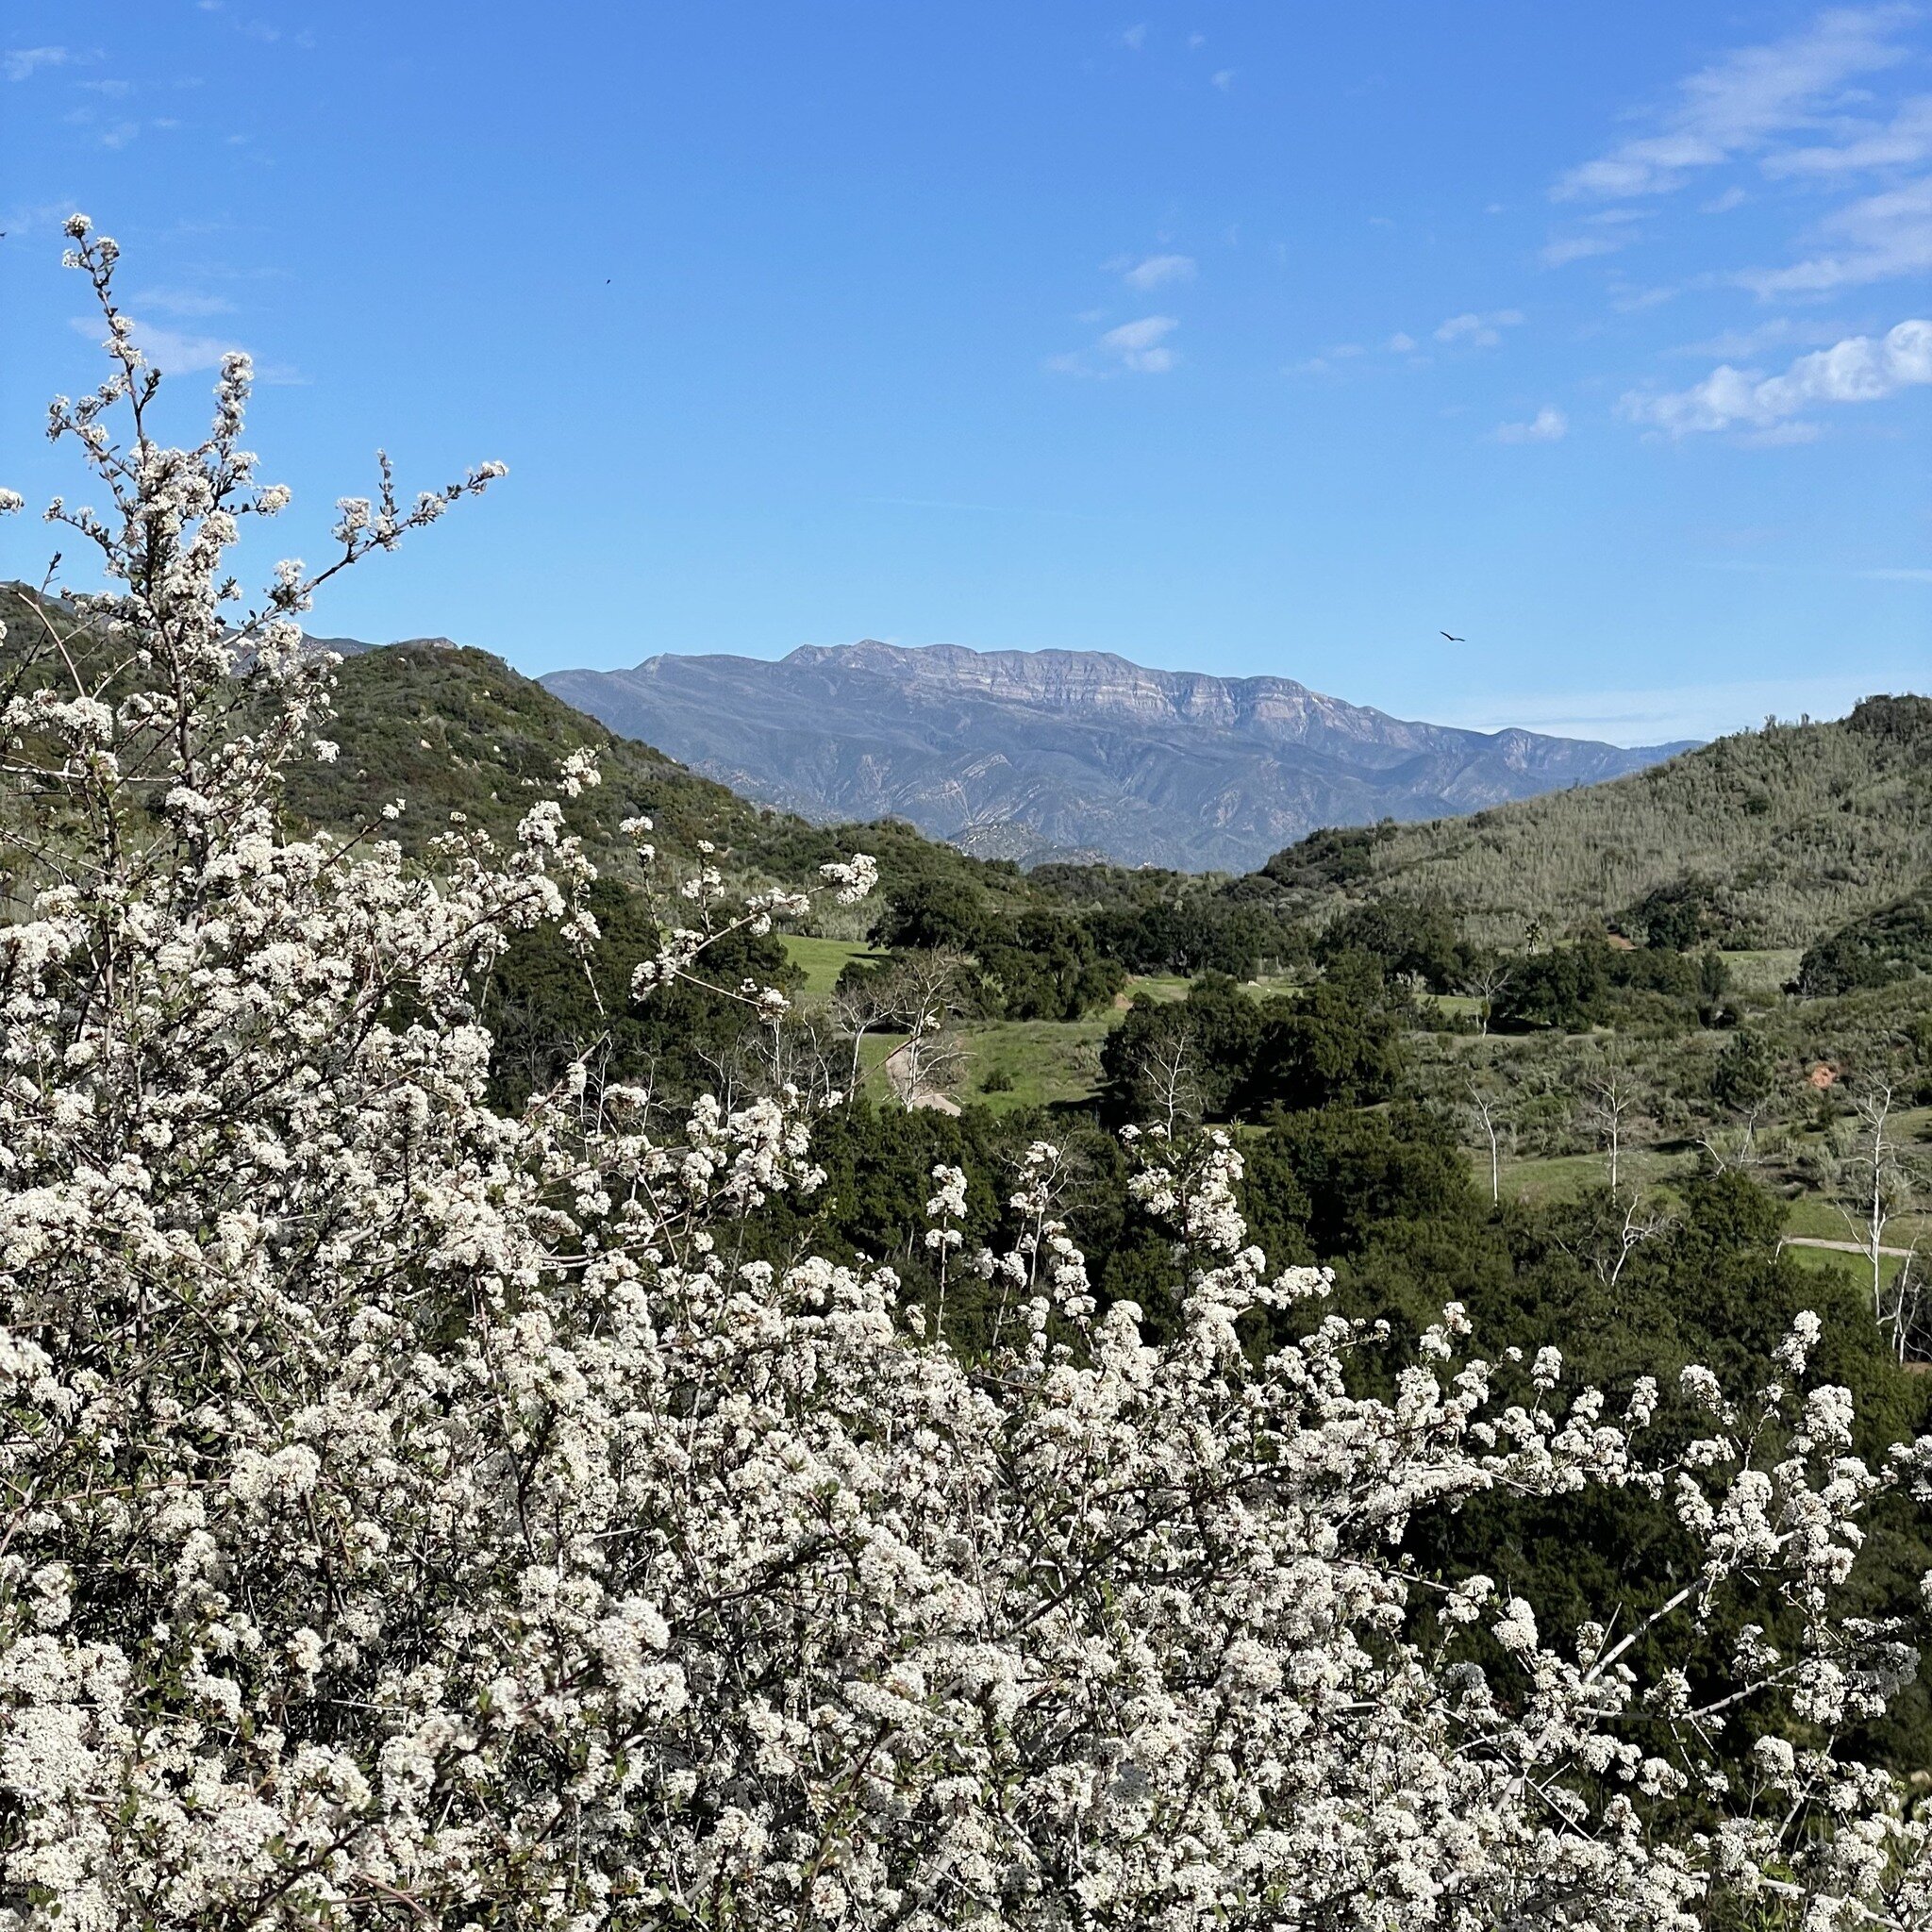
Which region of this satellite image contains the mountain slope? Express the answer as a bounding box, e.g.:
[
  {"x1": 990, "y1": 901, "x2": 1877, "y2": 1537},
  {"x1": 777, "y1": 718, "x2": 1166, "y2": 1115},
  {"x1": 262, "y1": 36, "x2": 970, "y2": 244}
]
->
[
  {"x1": 0, "y1": 584, "x2": 1036, "y2": 918},
  {"x1": 541, "y1": 641, "x2": 1691, "y2": 873},
  {"x1": 1259, "y1": 694, "x2": 1932, "y2": 948}
]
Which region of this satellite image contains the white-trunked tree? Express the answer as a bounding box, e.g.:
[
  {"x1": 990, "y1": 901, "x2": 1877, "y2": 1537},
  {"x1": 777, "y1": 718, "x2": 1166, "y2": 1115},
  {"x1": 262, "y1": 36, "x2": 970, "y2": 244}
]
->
[{"x1": 1, "y1": 218, "x2": 1931, "y2": 1930}]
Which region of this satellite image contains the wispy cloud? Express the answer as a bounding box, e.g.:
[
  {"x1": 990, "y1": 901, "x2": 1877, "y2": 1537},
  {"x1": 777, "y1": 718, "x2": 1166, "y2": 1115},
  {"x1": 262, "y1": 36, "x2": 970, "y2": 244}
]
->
[
  {"x1": 1667, "y1": 316, "x2": 1846, "y2": 359},
  {"x1": 1623, "y1": 317, "x2": 1932, "y2": 433},
  {"x1": 1435, "y1": 675, "x2": 1885, "y2": 743},
  {"x1": 133, "y1": 287, "x2": 238, "y2": 320},
  {"x1": 1210, "y1": 69, "x2": 1234, "y2": 92},
  {"x1": 68, "y1": 311, "x2": 302, "y2": 385},
  {"x1": 72, "y1": 314, "x2": 236, "y2": 375},
  {"x1": 1541, "y1": 232, "x2": 1626, "y2": 268},
  {"x1": 1494, "y1": 406, "x2": 1568, "y2": 443},
  {"x1": 4, "y1": 45, "x2": 68, "y2": 81},
  {"x1": 1435, "y1": 308, "x2": 1524, "y2": 347},
  {"x1": 1116, "y1": 252, "x2": 1194, "y2": 290},
  {"x1": 1743, "y1": 174, "x2": 1932, "y2": 294},
  {"x1": 1097, "y1": 314, "x2": 1178, "y2": 372},
  {"x1": 1764, "y1": 88, "x2": 1932, "y2": 174},
  {"x1": 1050, "y1": 314, "x2": 1179, "y2": 376},
  {"x1": 1553, "y1": 5, "x2": 1914, "y2": 200},
  {"x1": 1120, "y1": 23, "x2": 1148, "y2": 52}
]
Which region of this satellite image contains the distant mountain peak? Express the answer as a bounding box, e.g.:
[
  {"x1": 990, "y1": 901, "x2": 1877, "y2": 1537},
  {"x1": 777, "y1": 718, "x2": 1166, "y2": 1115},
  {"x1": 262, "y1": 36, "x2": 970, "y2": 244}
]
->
[{"x1": 543, "y1": 640, "x2": 1693, "y2": 873}]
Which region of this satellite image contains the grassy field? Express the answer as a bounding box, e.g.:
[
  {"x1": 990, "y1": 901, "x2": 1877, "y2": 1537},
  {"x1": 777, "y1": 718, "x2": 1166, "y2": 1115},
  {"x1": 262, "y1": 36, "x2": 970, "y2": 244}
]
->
[
  {"x1": 1483, "y1": 1145, "x2": 1702, "y2": 1207},
  {"x1": 1720, "y1": 948, "x2": 1806, "y2": 997},
  {"x1": 782, "y1": 934, "x2": 885, "y2": 995},
  {"x1": 1783, "y1": 1241, "x2": 1909, "y2": 1291},
  {"x1": 958, "y1": 1016, "x2": 1114, "y2": 1113},
  {"x1": 1119, "y1": 973, "x2": 1191, "y2": 1004}
]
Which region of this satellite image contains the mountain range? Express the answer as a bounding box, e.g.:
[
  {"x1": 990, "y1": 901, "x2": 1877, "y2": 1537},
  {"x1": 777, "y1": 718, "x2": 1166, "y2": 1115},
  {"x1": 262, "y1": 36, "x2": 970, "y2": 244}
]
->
[{"x1": 540, "y1": 641, "x2": 1693, "y2": 873}]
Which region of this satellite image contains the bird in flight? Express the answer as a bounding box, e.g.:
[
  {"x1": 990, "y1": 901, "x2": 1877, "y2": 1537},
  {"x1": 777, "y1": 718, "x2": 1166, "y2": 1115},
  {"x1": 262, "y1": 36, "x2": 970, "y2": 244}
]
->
[{"x1": 1440, "y1": 630, "x2": 1466, "y2": 642}]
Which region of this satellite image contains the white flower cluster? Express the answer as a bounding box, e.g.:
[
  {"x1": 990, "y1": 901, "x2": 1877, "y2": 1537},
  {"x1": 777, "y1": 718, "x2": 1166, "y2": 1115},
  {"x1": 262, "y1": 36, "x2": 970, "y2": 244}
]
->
[
  {"x1": 1, "y1": 218, "x2": 1932, "y2": 1931},
  {"x1": 819, "y1": 852, "x2": 880, "y2": 904}
]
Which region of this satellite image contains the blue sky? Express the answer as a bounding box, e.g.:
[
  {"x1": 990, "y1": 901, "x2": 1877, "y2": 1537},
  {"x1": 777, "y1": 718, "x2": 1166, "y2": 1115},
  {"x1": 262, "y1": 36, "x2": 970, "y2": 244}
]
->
[{"x1": 3, "y1": 2, "x2": 1929, "y2": 742}]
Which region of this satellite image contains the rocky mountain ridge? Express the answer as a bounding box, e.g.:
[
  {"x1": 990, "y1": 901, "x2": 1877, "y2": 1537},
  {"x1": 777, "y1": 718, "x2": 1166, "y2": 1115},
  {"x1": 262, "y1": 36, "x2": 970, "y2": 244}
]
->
[{"x1": 542, "y1": 640, "x2": 1694, "y2": 873}]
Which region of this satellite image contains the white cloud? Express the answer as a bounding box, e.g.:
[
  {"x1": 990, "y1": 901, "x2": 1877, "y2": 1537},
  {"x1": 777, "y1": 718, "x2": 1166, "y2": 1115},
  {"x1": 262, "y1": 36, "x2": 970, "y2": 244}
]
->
[
  {"x1": 1121, "y1": 23, "x2": 1148, "y2": 51},
  {"x1": 1541, "y1": 233, "x2": 1625, "y2": 268},
  {"x1": 1119, "y1": 252, "x2": 1195, "y2": 290},
  {"x1": 4, "y1": 45, "x2": 68, "y2": 81},
  {"x1": 1667, "y1": 316, "x2": 1844, "y2": 358},
  {"x1": 1210, "y1": 68, "x2": 1234, "y2": 91},
  {"x1": 64, "y1": 311, "x2": 308, "y2": 384},
  {"x1": 1099, "y1": 314, "x2": 1178, "y2": 372},
  {"x1": 1434, "y1": 308, "x2": 1524, "y2": 347},
  {"x1": 1624, "y1": 317, "x2": 1932, "y2": 433},
  {"x1": 134, "y1": 287, "x2": 237, "y2": 319},
  {"x1": 1494, "y1": 406, "x2": 1568, "y2": 443},
  {"x1": 1765, "y1": 89, "x2": 1932, "y2": 174},
  {"x1": 1051, "y1": 314, "x2": 1179, "y2": 376},
  {"x1": 1553, "y1": 5, "x2": 1914, "y2": 200},
  {"x1": 1743, "y1": 174, "x2": 1932, "y2": 293},
  {"x1": 70, "y1": 314, "x2": 236, "y2": 374},
  {"x1": 1388, "y1": 331, "x2": 1417, "y2": 353}
]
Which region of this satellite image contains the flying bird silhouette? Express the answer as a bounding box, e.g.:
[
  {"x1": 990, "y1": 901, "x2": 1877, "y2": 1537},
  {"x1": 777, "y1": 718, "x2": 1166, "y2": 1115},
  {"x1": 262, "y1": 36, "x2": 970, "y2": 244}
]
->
[{"x1": 1440, "y1": 630, "x2": 1465, "y2": 642}]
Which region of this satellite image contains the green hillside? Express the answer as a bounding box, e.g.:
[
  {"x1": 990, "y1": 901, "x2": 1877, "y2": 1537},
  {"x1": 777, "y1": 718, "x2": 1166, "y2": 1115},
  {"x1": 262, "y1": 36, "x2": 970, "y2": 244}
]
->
[
  {"x1": 1259, "y1": 696, "x2": 1932, "y2": 948},
  {"x1": 0, "y1": 583, "x2": 1038, "y2": 920}
]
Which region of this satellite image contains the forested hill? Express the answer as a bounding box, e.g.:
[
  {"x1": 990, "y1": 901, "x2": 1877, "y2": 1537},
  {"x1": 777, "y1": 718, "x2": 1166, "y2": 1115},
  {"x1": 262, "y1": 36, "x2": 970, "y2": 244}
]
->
[
  {"x1": 0, "y1": 583, "x2": 1039, "y2": 916},
  {"x1": 1259, "y1": 696, "x2": 1932, "y2": 948}
]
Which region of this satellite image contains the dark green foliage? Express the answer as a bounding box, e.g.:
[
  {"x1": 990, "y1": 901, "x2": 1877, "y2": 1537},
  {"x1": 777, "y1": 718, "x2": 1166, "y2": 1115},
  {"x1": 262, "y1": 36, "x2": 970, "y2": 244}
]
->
[
  {"x1": 1623, "y1": 874, "x2": 1716, "y2": 952},
  {"x1": 1260, "y1": 820, "x2": 1399, "y2": 890},
  {"x1": 874, "y1": 877, "x2": 991, "y2": 952},
  {"x1": 1098, "y1": 975, "x2": 1267, "y2": 1125},
  {"x1": 1241, "y1": 957, "x2": 1408, "y2": 1115},
  {"x1": 1099, "y1": 958, "x2": 1408, "y2": 1124},
  {"x1": 1795, "y1": 885, "x2": 1932, "y2": 996},
  {"x1": 977, "y1": 911, "x2": 1124, "y2": 1022},
  {"x1": 1315, "y1": 892, "x2": 1460, "y2": 989},
  {"x1": 1492, "y1": 940, "x2": 1729, "y2": 1033},
  {"x1": 1846, "y1": 693, "x2": 1932, "y2": 744},
  {"x1": 1030, "y1": 861, "x2": 1307, "y2": 978},
  {"x1": 481, "y1": 878, "x2": 795, "y2": 1109},
  {"x1": 1711, "y1": 1028, "x2": 1776, "y2": 1115},
  {"x1": 1244, "y1": 1104, "x2": 1476, "y2": 1258}
]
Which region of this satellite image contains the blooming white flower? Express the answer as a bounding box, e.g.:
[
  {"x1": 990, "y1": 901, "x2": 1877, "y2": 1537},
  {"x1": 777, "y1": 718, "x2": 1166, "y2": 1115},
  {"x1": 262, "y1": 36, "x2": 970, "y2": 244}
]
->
[{"x1": 0, "y1": 218, "x2": 1922, "y2": 1932}]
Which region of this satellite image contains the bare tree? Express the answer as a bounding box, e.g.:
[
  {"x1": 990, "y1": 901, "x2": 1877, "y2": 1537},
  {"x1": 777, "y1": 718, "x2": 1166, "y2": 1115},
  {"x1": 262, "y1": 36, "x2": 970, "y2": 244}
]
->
[
  {"x1": 1464, "y1": 1072, "x2": 1508, "y2": 1205},
  {"x1": 1460, "y1": 958, "x2": 1514, "y2": 1038},
  {"x1": 1600, "y1": 1196, "x2": 1673, "y2": 1290},
  {"x1": 1581, "y1": 1061, "x2": 1647, "y2": 1200},
  {"x1": 1830, "y1": 1084, "x2": 1923, "y2": 1317},
  {"x1": 829, "y1": 974, "x2": 897, "y2": 1098},
  {"x1": 758, "y1": 1008, "x2": 847, "y2": 1112},
  {"x1": 1877, "y1": 1240, "x2": 1930, "y2": 1365},
  {"x1": 1143, "y1": 1026, "x2": 1204, "y2": 1139},
  {"x1": 1557, "y1": 1192, "x2": 1674, "y2": 1292},
  {"x1": 880, "y1": 950, "x2": 971, "y2": 1112}
]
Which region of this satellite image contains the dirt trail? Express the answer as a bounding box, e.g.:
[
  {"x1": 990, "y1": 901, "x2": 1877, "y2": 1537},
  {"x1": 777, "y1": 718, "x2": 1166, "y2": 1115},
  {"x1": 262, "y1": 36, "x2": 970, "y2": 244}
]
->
[
  {"x1": 1780, "y1": 1235, "x2": 1914, "y2": 1259},
  {"x1": 881, "y1": 1040, "x2": 961, "y2": 1115}
]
